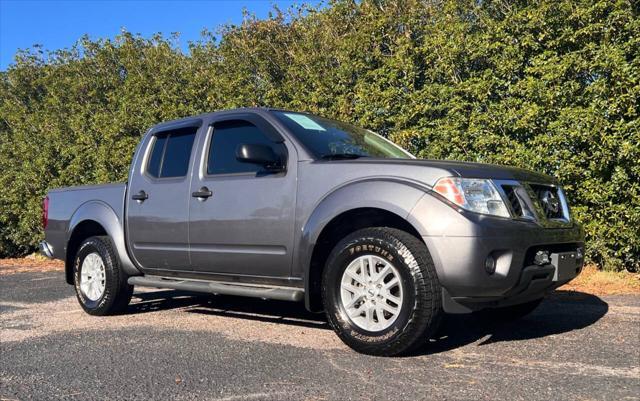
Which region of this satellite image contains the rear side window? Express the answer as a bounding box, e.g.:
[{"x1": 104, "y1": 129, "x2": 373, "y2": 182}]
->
[
  {"x1": 207, "y1": 120, "x2": 284, "y2": 175},
  {"x1": 146, "y1": 127, "x2": 197, "y2": 178}
]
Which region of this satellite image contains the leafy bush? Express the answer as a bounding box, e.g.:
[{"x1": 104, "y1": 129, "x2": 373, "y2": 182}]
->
[{"x1": 1, "y1": 0, "x2": 638, "y2": 271}]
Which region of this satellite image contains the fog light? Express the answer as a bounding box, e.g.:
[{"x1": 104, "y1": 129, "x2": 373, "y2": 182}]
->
[
  {"x1": 484, "y1": 255, "x2": 496, "y2": 275},
  {"x1": 576, "y1": 247, "x2": 584, "y2": 260},
  {"x1": 534, "y1": 250, "x2": 550, "y2": 266}
]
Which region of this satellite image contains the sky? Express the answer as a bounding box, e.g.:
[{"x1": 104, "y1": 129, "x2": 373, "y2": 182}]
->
[{"x1": 0, "y1": 0, "x2": 319, "y2": 70}]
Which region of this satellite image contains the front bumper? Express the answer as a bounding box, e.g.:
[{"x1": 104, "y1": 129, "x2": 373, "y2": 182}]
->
[
  {"x1": 407, "y1": 183, "x2": 585, "y2": 313},
  {"x1": 421, "y1": 221, "x2": 584, "y2": 314},
  {"x1": 441, "y1": 260, "x2": 582, "y2": 313}
]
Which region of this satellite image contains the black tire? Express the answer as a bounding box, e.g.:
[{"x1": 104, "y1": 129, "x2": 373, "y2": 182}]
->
[
  {"x1": 73, "y1": 236, "x2": 133, "y2": 316},
  {"x1": 322, "y1": 227, "x2": 442, "y2": 356},
  {"x1": 485, "y1": 299, "x2": 543, "y2": 321}
]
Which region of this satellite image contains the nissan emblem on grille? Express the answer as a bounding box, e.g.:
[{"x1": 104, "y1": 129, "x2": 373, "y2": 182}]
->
[{"x1": 540, "y1": 189, "x2": 560, "y2": 216}]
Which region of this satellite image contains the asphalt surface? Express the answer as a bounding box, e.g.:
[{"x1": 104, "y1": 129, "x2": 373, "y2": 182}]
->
[{"x1": 1, "y1": 270, "x2": 638, "y2": 401}]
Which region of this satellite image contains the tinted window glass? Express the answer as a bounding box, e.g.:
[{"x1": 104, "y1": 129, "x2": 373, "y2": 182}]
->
[
  {"x1": 271, "y1": 111, "x2": 412, "y2": 159},
  {"x1": 208, "y1": 120, "x2": 283, "y2": 175},
  {"x1": 161, "y1": 131, "x2": 196, "y2": 177},
  {"x1": 146, "y1": 127, "x2": 197, "y2": 178},
  {"x1": 147, "y1": 135, "x2": 167, "y2": 178}
]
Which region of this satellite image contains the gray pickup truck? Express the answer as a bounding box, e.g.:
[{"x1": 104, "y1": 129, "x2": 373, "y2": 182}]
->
[{"x1": 41, "y1": 108, "x2": 584, "y2": 355}]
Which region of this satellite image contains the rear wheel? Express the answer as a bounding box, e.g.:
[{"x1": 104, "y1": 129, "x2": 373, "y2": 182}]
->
[
  {"x1": 322, "y1": 227, "x2": 442, "y2": 356},
  {"x1": 73, "y1": 236, "x2": 133, "y2": 315}
]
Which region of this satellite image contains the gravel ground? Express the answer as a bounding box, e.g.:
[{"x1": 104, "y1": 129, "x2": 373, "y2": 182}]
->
[{"x1": 1, "y1": 270, "x2": 639, "y2": 401}]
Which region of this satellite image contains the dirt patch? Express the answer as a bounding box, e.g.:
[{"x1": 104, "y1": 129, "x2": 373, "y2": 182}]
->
[
  {"x1": 560, "y1": 264, "x2": 640, "y2": 296},
  {"x1": 0, "y1": 293, "x2": 344, "y2": 350},
  {"x1": 0, "y1": 254, "x2": 63, "y2": 274}
]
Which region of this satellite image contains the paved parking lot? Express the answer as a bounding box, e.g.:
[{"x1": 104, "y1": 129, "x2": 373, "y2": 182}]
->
[{"x1": 1, "y1": 270, "x2": 639, "y2": 401}]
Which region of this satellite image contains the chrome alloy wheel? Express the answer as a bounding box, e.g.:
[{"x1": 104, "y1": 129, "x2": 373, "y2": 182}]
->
[
  {"x1": 340, "y1": 255, "x2": 404, "y2": 332},
  {"x1": 80, "y1": 252, "x2": 106, "y2": 301}
]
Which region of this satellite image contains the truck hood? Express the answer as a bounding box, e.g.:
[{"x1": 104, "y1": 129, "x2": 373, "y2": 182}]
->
[{"x1": 337, "y1": 158, "x2": 555, "y2": 184}]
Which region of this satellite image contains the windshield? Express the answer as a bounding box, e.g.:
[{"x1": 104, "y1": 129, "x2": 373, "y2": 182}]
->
[{"x1": 271, "y1": 111, "x2": 414, "y2": 160}]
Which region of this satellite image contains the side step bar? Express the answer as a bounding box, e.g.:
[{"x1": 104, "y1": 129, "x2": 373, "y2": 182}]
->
[{"x1": 127, "y1": 275, "x2": 304, "y2": 302}]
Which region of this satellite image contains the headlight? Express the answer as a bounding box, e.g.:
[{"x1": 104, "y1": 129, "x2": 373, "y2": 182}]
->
[{"x1": 433, "y1": 177, "x2": 510, "y2": 218}]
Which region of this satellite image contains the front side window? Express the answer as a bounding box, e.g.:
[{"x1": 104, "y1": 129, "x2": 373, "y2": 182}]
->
[
  {"x1": 271, "y1": 111, "x2": 413, "y2": 160},
  {"x1": 207, "y1": 120, "x2": 284, "y2": 175},
  {"x1": 146, "y1": 127, "x2": 197, "y2": 178}
]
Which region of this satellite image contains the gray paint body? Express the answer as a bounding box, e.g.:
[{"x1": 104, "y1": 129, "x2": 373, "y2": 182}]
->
[{"x1": 43, "y1": 108, "x2": 584, "y2": 312}]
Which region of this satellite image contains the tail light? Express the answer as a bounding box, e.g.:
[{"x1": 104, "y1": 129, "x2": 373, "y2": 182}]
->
[{"x1": 42, "y1": 196, "x2": 49, "y2": 229}]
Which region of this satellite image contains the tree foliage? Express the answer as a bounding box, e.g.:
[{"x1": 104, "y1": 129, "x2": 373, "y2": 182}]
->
[{"x1": 1, "y1": 0, "x2": 638, "y2": 270}]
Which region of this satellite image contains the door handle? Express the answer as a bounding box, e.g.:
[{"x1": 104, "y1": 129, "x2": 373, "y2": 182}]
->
[
  {"x1": 192, "y1": 187, "x2": 213, "y2": 199},
  {"x1": 132, "y1": 190, "x2": 148, "y2": 202}
]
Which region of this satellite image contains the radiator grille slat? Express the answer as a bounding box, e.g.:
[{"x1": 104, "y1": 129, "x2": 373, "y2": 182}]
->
[{"x1": 502, "y1": 185, "x2": 523, "y2": 217}]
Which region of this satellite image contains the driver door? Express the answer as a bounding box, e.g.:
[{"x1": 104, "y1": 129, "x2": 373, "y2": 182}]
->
[{"x1": 188, "y1": 114, "x2": 297, "y2": 278}]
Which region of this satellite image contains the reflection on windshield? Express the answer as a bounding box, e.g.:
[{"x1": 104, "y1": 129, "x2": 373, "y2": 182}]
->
[{"x1": 272, "y1": 111, "x2": 413, "y2": 159}]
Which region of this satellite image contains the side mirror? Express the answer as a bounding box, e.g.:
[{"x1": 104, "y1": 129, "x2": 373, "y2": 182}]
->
[{"x1": 235, "y1": 143, "x2": 283, "y2": 171}]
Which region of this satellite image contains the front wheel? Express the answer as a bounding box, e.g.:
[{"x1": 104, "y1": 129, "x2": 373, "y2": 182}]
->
[
  {"x1": 322, "y1": 227, "x2": 442, "y2": 356},
  {"x1": 73, "y1": 236, "x2": 133, "y2": 316}
]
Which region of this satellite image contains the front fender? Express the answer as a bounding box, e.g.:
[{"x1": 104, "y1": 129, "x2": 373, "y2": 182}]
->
[
  {"x1": 68, "y1": 201, "x2": 140, "y2": 276},
  {"x1": 296, "y1": 178, "x2": 429, "y2": 308}
]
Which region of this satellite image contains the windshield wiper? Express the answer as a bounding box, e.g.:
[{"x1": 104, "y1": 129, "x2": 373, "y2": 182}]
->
[{"x1": 320, "y1": 153, "x2": 367, "y2": 160}]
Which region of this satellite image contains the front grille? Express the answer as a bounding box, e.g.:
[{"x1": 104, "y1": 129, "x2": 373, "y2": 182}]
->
[
  {"x1": 495, "y1": 180, "x2": 569, "y2": 224},
  {"x1": 530, "y1": 184, "x2": 564, "y2": 220},
  {"x1": 502, "y1": 185, "x2": 523, "y2": 216}
]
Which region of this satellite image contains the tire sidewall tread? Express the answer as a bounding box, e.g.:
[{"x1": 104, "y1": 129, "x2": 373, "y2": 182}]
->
[
  {"x1": 322, "y1": 227, "x2": 442, "y2": 356},
  {"x1": 73, "y1": 236, "x2": 132, "y2": 316}
]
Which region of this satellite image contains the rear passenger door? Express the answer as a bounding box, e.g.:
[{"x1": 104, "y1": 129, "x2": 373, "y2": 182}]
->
[
  {"x1": 126, "y1": 122, "x2": 200, "y2": 271},
  {"x1": 188, "y1": 114, "x2": 297, "y2": 278}
]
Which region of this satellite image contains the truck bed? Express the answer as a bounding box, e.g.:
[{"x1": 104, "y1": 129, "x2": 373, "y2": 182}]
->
[{"x1": 45, "y1": 183, "x2": 127, "y2": 261}]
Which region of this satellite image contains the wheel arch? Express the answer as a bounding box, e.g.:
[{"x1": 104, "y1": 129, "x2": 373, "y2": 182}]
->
[
  {"x1": 65, "y1": 201, "x2": 140, "y2": 284},
  {"x1": 299, "y1": 179, "x2": 429, "y2": 312}
]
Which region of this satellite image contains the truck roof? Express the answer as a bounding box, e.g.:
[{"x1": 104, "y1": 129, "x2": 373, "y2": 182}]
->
[{"x1": 150, "y1": 107, "x2": 304, "y2": 131}]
